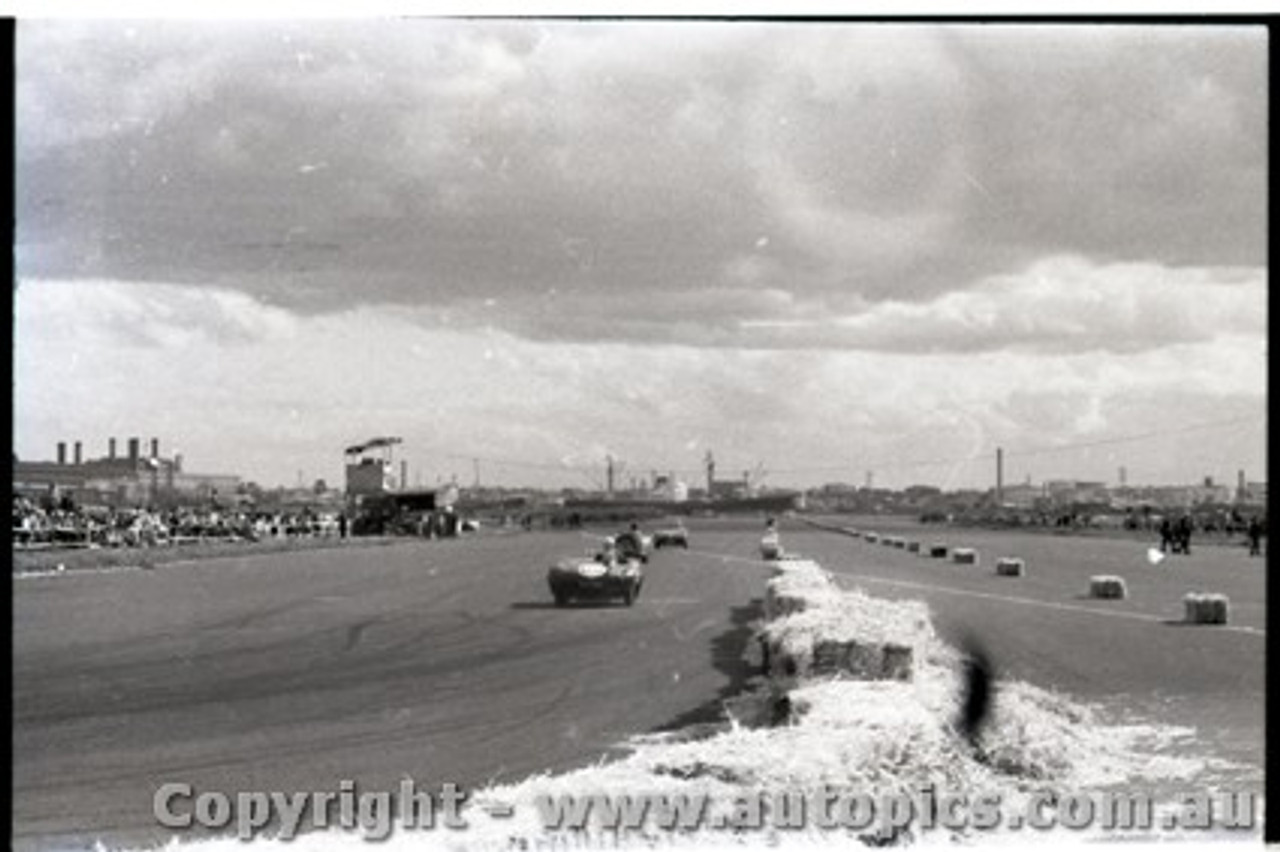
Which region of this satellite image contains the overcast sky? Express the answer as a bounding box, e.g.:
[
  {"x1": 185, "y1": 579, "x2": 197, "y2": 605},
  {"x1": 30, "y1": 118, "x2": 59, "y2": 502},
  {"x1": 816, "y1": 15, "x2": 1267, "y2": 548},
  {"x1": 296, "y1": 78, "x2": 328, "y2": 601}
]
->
[{"x1": 14, "y1": 20, "x2": 1267, "y2": 490}]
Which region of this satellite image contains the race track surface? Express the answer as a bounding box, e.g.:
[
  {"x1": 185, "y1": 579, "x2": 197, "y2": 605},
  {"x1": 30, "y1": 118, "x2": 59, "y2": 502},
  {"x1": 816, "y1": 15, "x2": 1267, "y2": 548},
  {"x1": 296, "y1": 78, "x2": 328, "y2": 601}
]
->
[
  {"x1": 13, "y1": 517, "x2": 1265, "y2": 849},
  {"x1": 14, "y1": 525, "x2": 770, "y2": 849}
]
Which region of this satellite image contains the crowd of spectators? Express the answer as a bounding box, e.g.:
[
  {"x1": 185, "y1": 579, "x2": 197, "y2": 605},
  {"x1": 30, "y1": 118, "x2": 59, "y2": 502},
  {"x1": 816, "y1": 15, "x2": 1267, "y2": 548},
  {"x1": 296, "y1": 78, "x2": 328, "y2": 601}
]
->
[{"x1": 12, "y1": 495, "x2": 346, "y2": 550}]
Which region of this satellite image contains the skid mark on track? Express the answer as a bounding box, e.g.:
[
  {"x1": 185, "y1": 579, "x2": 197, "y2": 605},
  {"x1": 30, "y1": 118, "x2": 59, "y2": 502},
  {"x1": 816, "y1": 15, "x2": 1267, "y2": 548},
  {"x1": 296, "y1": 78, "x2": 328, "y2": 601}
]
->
[{"x1": 343, "y1": 619, "x2": 375, "y2": 651}]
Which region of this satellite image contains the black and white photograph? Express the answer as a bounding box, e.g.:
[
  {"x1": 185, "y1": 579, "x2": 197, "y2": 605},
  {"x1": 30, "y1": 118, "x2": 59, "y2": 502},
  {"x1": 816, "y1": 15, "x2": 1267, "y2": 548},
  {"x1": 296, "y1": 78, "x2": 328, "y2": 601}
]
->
[{"x1": 11, "y1": 15, "x2": 1268, "y2": 850}]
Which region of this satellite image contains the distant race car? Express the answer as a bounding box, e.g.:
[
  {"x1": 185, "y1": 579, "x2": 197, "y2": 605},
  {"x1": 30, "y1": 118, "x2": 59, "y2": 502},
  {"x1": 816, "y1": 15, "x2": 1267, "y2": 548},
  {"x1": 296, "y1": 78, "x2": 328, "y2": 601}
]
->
[
  {"x1": 653, "y1": 525, "x2": 690, "y2": 549},
  {"x1": 547, "y1": 539, "x2": 644, "y2": 606}
]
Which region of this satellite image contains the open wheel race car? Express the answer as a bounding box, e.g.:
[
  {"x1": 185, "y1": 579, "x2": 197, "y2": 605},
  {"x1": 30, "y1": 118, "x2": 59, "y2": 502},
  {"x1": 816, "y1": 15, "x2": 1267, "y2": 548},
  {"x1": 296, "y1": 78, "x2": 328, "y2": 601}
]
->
[{"x1": 547, "y1": 538, "x2": 644, "y2": 606}]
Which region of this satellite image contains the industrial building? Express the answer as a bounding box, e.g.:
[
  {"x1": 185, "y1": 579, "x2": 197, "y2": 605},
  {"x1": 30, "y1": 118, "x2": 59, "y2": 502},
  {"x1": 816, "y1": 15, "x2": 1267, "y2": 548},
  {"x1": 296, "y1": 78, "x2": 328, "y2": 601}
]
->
[{"x1": 12, "y1": 437, "x2": 240, "y2": 508}]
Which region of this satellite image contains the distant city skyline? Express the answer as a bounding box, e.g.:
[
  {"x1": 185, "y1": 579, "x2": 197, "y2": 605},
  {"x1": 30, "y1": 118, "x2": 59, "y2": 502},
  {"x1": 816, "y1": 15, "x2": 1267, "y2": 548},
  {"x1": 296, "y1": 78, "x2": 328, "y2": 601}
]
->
[{"x1": 14, "y1": 21, "x2": 1267, "y2": 490}]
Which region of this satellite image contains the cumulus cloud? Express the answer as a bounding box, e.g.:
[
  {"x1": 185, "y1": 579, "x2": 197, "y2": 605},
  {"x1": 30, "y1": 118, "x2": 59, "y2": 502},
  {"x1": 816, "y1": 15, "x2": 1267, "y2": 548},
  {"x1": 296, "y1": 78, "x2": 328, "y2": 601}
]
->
[
  {"x1": 14, "y1": 279, "x2": 1266, "y2": 488},
  {"x1": 13, "y1": 22, "x2": 1267, "y2": 487},
  {"x1": 16, "y1": 22, "x2": 1267, "y2": 348}
]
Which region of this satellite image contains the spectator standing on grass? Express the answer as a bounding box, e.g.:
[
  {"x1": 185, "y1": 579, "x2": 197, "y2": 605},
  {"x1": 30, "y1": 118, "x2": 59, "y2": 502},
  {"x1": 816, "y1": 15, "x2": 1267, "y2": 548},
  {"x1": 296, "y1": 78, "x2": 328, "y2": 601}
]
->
[
  {"x1": 338, "y1": 512, "x2": 348, "y2": 539},
  {"x1": 1177, "y1": 514, "x2": 1193, "y2": 555},
  {"x1": 1159, "y1": 517, "x2": 1173, "y2": 553},
  {"x1": 1247, "y1": 516, "x2": 1263, "y2": 556}
]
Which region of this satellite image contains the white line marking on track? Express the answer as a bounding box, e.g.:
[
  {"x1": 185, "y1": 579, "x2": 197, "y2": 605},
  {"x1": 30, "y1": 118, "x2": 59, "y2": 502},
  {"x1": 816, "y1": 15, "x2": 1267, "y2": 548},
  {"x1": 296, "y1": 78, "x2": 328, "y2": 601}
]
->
[{"x1": 829, "y1": 573, "x2": 1266, "y2": 637}]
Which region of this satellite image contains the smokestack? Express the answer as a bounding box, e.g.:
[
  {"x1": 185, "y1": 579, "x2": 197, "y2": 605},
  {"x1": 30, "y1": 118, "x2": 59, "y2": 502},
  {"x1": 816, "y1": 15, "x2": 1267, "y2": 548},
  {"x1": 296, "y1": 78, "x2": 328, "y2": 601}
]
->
[
  {"x1": 401, "y1": 460, "x2": 408, "y2": 491},
  {"x1": 74, "y1": 441, "x2": 82, "y2": 465},
  {"x1": 128, "y1": 437, "x2": 140, "y2": 462},
  {"x1": 150, "y1": 438, "x2": 159, "y2": 459},
  {"x1": 109, "y1": 438, "x2": 117, "y2": 460},
  {"x1": 996, "y1": 447, "x2": 1004, "y2": 505},
  {"x1": 1238, "y1": 469, "x2": 1246, "y2": 499},
  {"x1": 1119, "y1": 466, "x2": 1127, "y2": 487},
  {"x1": 56, "y1": 442, "x2": 67, "y2": 465},
  {"x1": 174, "y1": 453, "x2": 183, "y2": 473}
]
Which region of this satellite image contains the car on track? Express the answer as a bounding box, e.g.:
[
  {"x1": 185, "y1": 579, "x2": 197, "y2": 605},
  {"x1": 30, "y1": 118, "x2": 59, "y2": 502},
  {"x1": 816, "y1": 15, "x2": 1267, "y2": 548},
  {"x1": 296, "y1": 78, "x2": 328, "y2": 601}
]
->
[
  {"x1": 547, "y1": 538, "x2": 644, "y2": 606},
  {"x1": 653, "y1": 524, "x2": 690, "y2": 549}
]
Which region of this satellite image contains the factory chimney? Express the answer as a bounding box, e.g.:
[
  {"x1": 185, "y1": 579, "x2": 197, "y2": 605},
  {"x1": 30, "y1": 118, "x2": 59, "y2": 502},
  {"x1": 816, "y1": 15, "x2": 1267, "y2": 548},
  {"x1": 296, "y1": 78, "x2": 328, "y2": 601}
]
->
[
  {"x1": 1238, "y1": 469, "x2": 1246, "y2": 501},
  {"x1": 150, "y1": 438, "x2": 159, "y2": 459},
  {"x1": 109, "y1": 438, "x2": 117, "y2": 460},
  {"x1": 56, "y1": 442, "x2": 67, "y2": 465},
  {"x1": 74, "y1": 441, "x2": 82, "y2": 466},
  {"x1": 128, "y1": 438, "x2": 140, "y2": 463},
  {"x1": 996, "y1": 447, "x2": 1004, "y2": 505}
]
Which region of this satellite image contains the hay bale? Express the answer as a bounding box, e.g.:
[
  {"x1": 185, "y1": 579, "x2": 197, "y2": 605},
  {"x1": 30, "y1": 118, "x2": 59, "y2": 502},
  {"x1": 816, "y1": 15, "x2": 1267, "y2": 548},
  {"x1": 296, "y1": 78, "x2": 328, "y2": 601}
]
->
[
  {"x1": 811, "y1": 640, "x2": 914, "y2": 681},
  {"x1": 771, "y1": 638, "x2": 914, "y2": 682},
  {"x1": 1089, "y1": 575, "x2": 1127, "y2": 599},
  {"x1": 893, "y1": 538, "x2": 907, "y2": 549},
  {"x1": 995, "y1": 557, "x2": 1025, "y2": 577},
  {"x1": 864, "y1": 532, "x2": 879, "y2": 543},
  {"x1": 766, "y1": 590, "x2": 811, "y2": 620},
  {"x1": 929, "y1": 544, "x2": 948, "y2": 558},
  {"x1": 906, "y1": 541, "x2": 921, "y2": 553},
  {"x1": 952, "y1": 547, "x2": 979, "y2": 565},
  {"x1": 882, "y1": 536, "x2": 895, "y2": 547},
  {"x1": 1183, "y1": 593, "x2": 1229, "y2": 625}
]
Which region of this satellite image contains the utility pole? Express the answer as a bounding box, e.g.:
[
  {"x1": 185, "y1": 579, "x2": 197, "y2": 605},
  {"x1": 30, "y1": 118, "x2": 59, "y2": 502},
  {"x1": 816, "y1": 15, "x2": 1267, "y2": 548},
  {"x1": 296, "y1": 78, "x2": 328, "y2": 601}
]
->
[{"x1": 606, "y1": 455, "x2": 615, "y2": 495}]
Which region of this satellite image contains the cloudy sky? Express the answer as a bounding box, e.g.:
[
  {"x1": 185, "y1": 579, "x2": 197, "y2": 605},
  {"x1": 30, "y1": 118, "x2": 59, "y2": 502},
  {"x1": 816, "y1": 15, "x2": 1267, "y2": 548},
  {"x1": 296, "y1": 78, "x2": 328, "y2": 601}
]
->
[{"x1": 14, "y1": 20, "x2": 1267, "y2": 490}]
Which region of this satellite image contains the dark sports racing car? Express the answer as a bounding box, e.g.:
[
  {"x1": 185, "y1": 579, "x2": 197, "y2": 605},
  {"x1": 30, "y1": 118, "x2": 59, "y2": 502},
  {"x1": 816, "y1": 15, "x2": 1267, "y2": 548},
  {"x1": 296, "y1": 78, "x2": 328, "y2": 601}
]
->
[{"x1": 548, "y1": 539, "x2": 644, "y2": 606}]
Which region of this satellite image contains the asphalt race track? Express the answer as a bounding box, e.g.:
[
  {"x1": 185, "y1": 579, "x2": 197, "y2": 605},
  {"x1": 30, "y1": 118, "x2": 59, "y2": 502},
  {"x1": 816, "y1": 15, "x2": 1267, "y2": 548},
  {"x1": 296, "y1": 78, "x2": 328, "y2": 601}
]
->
[
  {"x1": 14, "y1": 523, "x2": 772, "y2": 850},
  {"x1": 13, "y1": 517, "x2": 1265, "y2": 849}
]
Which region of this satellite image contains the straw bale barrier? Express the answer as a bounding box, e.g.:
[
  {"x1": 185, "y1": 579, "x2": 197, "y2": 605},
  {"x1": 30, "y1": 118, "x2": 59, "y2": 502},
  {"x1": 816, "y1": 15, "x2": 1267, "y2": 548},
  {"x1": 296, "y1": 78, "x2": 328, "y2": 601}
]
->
[
  {"x1": 1183, "y1": 593, "x2": 1229, "y2": 625},
  {"x1": 1088, "y1": 575, "x2": 1127, "y2": 600},
  {"x1": 995, "y1": 557, "x2": 1025, "y2": 577}
]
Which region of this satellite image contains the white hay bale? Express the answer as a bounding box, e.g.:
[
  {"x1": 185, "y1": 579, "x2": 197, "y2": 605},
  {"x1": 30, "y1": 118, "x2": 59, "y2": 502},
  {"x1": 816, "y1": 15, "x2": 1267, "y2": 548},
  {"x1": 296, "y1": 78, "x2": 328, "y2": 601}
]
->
[
  {"x1": 929, "y1": 544, "x2": 948, "y2": 558},
  {"x1": 995, "y1": 557, "x2": 1025, "y2": 577},
  {"x1": 1183, "y1": 593, "x2": 1229, "y2": 625},
  {"x1": 881, "y1": 535, "x2": 895, "y2": 547},
  {"x1": 811, "y1": 640, "x2": 914, "y2": 681},
  {"x1": 864, "y1": 532, "x2": 879, "y2": 543},
  {"x1": 1089, "y1": 575, "x2": 1127, "y2": 599},
  {"x1": 906, "y1": 541, "x2": 921, "y2": 553},
  {"x1": 952, "y1": 547, "x2": 979, "y2": 565},
  {"x1": 766, "y1": 635, "x2": 915, "y2": 683}
]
